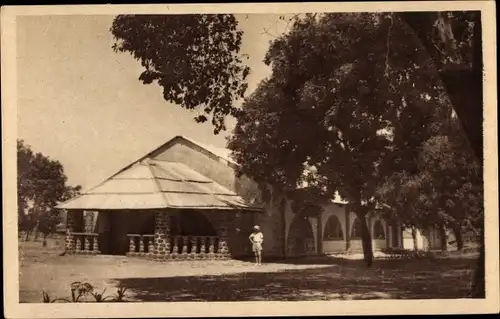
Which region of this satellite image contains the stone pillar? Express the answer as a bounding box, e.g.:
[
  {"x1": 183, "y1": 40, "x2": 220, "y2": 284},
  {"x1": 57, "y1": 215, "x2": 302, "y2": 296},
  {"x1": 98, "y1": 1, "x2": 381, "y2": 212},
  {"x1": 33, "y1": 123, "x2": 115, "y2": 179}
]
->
[
  {"x1": 154, "y1": 211, "x2": 171, "y2": 260},
  {"x1": 65, "y1": 211, "x2": 76, "y2": 253},
  {"x1": 216, "y1": 215, "x2": 230, "y2": 259}
]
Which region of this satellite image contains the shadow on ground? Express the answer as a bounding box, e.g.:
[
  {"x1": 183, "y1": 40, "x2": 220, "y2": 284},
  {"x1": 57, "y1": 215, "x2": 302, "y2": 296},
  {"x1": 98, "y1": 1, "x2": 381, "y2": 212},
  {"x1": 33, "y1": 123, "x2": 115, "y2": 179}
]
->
[{"x1": 112, "y1": 257, "x2": 474, "y2": 301}]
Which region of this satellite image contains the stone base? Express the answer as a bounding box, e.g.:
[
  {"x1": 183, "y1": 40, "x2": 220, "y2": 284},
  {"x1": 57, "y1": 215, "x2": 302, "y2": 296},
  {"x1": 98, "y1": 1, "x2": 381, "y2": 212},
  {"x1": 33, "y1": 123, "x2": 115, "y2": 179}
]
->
[
  {"x1": 126, "y1": 252, "x2": 150, "y2": 258},
  {"x1": 64, "y1": 251, "x2": 230, "y2": 261},
  {"x1": 64, "y1": 250, "x2": 101, "y2": 255},
  {"x1": 128, "y1": 252, "x2": 233, "y2": 262}
]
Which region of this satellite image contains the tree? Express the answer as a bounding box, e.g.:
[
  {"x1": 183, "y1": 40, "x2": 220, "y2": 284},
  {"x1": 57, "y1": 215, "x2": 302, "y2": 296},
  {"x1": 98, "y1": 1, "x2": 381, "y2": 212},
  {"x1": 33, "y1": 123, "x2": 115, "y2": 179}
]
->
[
  {"x1": 110, "y1": 11, "x2": 484, "y2": 296},
  {"x1": 418, "y1": 130, "x2": 482, "y2": 242},
  {"x1": 399, "y1": 12, "x2": 482, "y2": 160},
  {"x1": 17, "y1": 140, "x2": 81, "y2": 242},
  {"x1": 397, "y1": 11, "x2": 484, "y2": 298},
  {"x1": 18, "y1": 140, "x2": 35, "y2": 224},
  {"x1": 229, "y1": 13, "x2": 451, "y2": 267},
  {"x1": 376, "y1": 121, "x2": 483, "y2": 252},
  {"x1": 110, "y1": 14, "x2": 250, "y2": 134},
  {"x1": 38, "y1": 184, "x2": 82, "y2": 245}
]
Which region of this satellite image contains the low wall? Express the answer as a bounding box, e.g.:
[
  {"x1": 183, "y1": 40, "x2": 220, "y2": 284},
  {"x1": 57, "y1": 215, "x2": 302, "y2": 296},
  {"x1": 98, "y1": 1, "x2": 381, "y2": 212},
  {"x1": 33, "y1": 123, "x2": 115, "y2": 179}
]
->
[
  {"x1": 372, "y1": 239, "x2": 387, "y2": 251},
  {"x1": 347, "y1": 239, "x2": 387, "y2": 252},
  {"x1": 323, "y1": 240, "x2": 345, "y2": 253},
  {"x1": 349, "y1": 239, "x2": 363, "y2": 252}
]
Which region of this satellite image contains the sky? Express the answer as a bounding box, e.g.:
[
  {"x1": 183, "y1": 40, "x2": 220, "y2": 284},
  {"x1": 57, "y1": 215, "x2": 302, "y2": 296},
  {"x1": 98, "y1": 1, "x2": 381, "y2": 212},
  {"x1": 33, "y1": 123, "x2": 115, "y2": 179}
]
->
[{"x1": 17, "y1": 14, "x2": 290, "y2": 190}]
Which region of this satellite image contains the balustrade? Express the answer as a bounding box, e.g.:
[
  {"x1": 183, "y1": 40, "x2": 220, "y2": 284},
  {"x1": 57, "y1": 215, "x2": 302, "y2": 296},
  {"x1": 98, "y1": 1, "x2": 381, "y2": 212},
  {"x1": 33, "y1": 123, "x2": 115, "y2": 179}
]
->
[
  {"x1": 126, "y1": 234, "x2": 155, "y2": 256},
  {"x1": 126, "y1": 234, "x2": 222, "y2": 260},
  {"x1": 69, "y1": 232, "x2": 100, "y2": 254},
  {"x1": 166, "y1": 235, "x2": 220, "y2": 260},
  {"x1": 146, "y1": 235, "x2": 154, "y2": 253},
  {"x1": 67, "y1": 232, "x2": 225, "y2": 260}
]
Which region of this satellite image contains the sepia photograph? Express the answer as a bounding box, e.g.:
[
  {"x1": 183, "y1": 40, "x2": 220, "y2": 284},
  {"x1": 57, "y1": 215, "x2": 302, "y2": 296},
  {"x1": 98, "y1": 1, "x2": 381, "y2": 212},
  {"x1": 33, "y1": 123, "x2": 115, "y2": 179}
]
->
[{"x1": 2, "y1": 2, "x2": 498, "y2": 318}]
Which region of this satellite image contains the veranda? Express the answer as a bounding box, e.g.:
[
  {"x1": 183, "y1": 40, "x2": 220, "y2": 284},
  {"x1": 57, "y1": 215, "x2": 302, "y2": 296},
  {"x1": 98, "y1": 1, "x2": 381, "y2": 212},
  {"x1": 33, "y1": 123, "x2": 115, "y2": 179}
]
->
[{"x1": 64, "y1": 207, "x2": 257, "y2": 261}]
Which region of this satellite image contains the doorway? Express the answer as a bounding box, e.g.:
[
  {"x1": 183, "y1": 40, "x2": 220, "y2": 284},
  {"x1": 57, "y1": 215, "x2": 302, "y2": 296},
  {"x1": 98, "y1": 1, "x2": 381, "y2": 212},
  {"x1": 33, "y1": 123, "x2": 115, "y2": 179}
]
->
[
  {"x1": 287, "y1": 216, "x2": 315, "y2": 256},
  {"x1": 97, "y1": 211, "x2": 131, "y2": 255}
]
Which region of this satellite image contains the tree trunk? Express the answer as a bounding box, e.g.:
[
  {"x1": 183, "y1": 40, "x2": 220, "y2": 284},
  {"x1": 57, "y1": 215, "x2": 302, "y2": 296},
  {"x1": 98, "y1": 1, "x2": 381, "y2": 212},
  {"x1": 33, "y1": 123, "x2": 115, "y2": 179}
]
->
[
  {"x1": 438, "y1": 225, "x2": 448, "y2": 252},
  {"x1": 280, "y1": 198, "x2": 288, "y2": 259},
  {"x1": 356, "y1": 211, "x2": 373, "y2": 267},
  {"x1": 468, "y1": 14, "x2": 484, "y2": 297},
  {"x1": 470, "y1": 229, "x2": 485, "y2": 298},
  {"x1": 411, "y1": 227, "x2": 419, "y2": 251},
  {"x1": 452, "y1": 225, "x2": 464, "y2": 251},
  {"x1": 471, "y1": 244, "x2": 485, "y2": 297}
]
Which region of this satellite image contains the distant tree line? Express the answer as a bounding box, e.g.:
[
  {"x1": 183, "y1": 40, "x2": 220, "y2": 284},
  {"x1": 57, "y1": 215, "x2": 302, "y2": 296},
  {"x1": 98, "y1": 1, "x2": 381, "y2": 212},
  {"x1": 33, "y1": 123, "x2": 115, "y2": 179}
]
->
[{"x1": 17, "y1": 139, "x2": 81, "y2": 244}]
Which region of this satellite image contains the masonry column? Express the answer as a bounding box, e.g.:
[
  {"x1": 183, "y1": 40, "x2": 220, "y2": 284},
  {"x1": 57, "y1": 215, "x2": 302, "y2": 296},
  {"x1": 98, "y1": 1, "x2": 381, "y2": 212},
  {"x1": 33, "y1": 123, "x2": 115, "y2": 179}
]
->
[
  {"x1": 397, "y1": 223, "x2": 403, "y2": 248},
  {"x1": 316, "y1": 214, "x2": 323, "y2": 255},
  {"x1": 153, "y1": 210, "x2": 171, "y2": 261},
  {"x1": 345, "y1": 205, "x2": 350, "y2": 252},
  {"x1": 65, "y1": 210, "x2": 76, "y2": 253},
  {"x1": 216, "y1": 214, "x2": 230, "y2": 260}
]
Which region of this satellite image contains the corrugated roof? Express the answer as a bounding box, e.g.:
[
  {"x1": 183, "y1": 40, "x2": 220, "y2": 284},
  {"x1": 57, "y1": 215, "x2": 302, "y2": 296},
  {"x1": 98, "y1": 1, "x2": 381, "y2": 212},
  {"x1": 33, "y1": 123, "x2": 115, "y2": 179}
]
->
[
  {"x1": 57, "y1": 159, "x2": 260, "y2": 211},
  {"x1": 180, "y1": 136, "x2": 238, "y2": 165}
]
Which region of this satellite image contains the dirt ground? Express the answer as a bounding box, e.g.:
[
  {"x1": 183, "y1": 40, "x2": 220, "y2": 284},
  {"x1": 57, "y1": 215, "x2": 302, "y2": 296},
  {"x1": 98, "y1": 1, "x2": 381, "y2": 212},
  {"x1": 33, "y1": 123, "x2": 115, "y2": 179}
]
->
[{"x1": 19, "y1": 237, "x2": 478, "y2": 302}]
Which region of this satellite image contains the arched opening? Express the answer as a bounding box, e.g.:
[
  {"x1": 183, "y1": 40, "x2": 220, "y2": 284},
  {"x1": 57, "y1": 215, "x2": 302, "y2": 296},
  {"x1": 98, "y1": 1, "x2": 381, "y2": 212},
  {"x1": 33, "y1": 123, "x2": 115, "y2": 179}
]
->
[
  {"x1": 128, "y1": 210, "x2": 156, "y2": 234},
  {"x1": 169, "y1": 210, "x2": 218, "y2": 255},
  {"x1": 287, "y1": 216, "x2": 314, "y2": 256},
  {"x1": 373, "y1": 220, "x2": 386, "y2": 240},
  {"x1": 351, "y1": 217, "x2": 363, "y2": 239},
  {"x1": 323, "y1": 215, "x2": 344, "y2": 240},
  {"x1": 171, "y1": 210, "x2": 217, "y2": 236},
  {"x1": 100, "y1": 209, "x2": 157, "y2": 255}
]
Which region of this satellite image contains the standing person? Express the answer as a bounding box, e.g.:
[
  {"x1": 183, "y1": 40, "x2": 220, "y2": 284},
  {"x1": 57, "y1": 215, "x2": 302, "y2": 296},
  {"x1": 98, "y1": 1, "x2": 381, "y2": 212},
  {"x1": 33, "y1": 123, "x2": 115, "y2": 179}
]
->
[{"x1": 249, "y1": 225, "x2": 264, "y2": 265}]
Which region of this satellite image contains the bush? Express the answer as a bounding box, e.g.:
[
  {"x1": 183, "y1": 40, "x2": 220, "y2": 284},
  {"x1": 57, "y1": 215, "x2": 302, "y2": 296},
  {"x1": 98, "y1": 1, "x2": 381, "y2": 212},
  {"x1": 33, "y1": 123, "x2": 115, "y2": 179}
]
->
[{"x1": 42, "y1": 281, "x2": 128, "y2": 303}]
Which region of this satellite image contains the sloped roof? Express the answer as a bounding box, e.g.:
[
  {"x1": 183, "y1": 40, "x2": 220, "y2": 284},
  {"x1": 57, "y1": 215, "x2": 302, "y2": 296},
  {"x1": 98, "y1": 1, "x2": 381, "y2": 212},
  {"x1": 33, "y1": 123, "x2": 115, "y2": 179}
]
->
[
  {"x1": 93, "y1": 135, "x2": 237, "y2": 188},
  {"x1": 183, "y1": 136, "x2": 349, "y2": 205},
  {"x1": 57, "y1": 159, "x2": 260, "y2": 211},
  {"x1": 180, "y1": 136, "x2": 237, "y2": 166}
]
